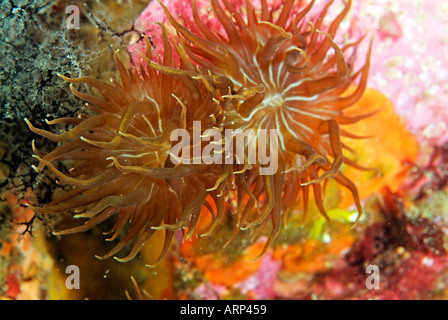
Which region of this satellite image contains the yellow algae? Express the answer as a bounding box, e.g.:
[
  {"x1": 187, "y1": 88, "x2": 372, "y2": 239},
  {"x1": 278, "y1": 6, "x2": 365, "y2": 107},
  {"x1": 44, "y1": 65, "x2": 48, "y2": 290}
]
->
[
  {"x1": 307, "y1": 208, "x2": 359, "y2": 241},
  {"x1": 339, "y1": 87, "x2": 419, "y2": 209},
  {"x1": 273, "y1": 233, "x2": 355, "y2": 274}
]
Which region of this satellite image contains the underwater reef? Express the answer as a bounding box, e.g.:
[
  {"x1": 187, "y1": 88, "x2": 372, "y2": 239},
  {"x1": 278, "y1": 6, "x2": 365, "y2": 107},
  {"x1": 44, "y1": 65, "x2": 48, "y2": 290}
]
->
[{"x1": 1, "y1": 0, "x2": 448, "y2": 300}]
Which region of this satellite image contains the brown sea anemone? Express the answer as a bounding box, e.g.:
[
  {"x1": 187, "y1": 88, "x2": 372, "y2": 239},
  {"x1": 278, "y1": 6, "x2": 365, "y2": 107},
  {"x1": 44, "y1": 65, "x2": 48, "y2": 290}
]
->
[
  {"x1": 25, "y1": 26, "x2": 230, "y2": 264},
  {"x1": 158, "y1": 0, "x2": 373, "y2": 256},
  {"x1": 26, "y1": 0, "x2": 374, "y2": 263}
]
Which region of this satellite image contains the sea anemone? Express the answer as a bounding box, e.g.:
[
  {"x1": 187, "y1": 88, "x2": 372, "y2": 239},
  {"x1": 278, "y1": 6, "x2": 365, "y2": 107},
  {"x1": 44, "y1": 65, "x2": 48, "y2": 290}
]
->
[
  {"x1": 25, "y1": 27, "x2": 228, "y2": 264},
  {"x1": 157, "y1": 0, "x2": 373, "y2": 256},
  {"x1": 26, "y1": 0, "x2": 374, "y2": 262}
]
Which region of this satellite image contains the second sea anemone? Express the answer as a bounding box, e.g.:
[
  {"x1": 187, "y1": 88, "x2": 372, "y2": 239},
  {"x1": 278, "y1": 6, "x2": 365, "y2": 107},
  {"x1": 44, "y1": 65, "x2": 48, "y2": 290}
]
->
[{"x1": 158, "y1": 0, "x2": 373, "y2": 256}]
